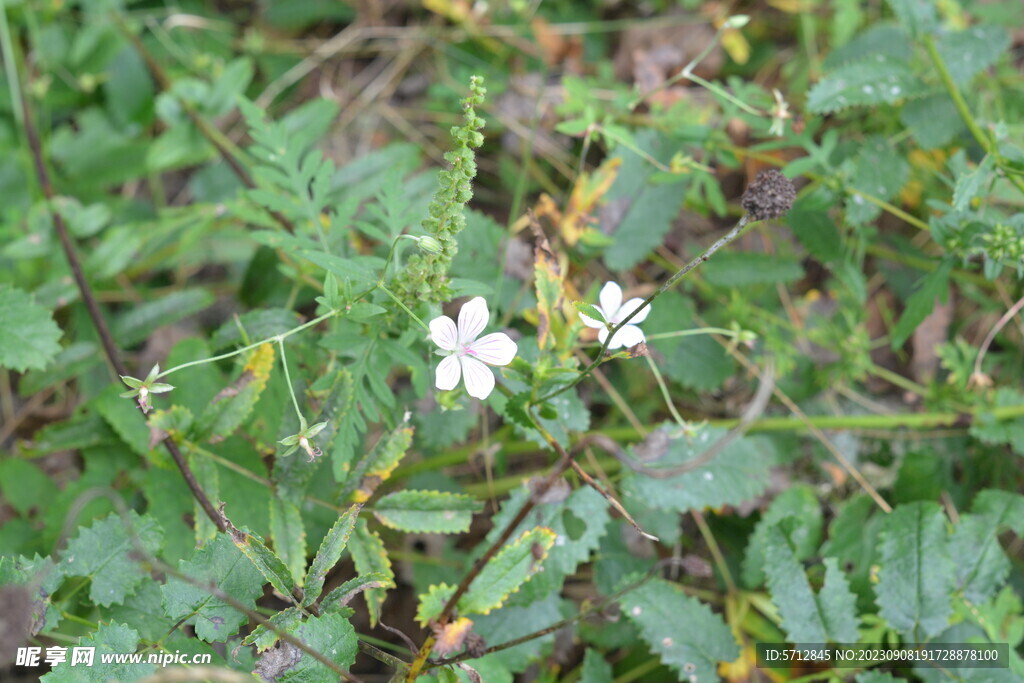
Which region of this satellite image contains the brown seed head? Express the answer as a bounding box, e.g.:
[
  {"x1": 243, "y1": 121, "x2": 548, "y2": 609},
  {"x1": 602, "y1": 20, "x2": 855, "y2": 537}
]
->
[{"x1": 741, "y1": 169, "x2": 796, "y2": 221}]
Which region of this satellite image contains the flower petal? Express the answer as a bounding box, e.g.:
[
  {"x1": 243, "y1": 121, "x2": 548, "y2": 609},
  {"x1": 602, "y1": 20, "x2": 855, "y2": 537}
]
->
[
  {"x1": 598, "y1": 282, "x2": 623, "y2": 319},
  {"x1": 457, "y1": 297, "x2": 490, "y2": 344},
  {"x1": 461, "y1": 356, "x2": 496, "y2": 400},
  {"x1": 435, "y1": 354, "x2": 462, "y2": 391},
  {"x1": 430, "y1": 315, "x2": 459, "y2": 351},
  {"x1": 469, "y1": 332, "x2": 518, "y2": 366},
  {"x1": 617, "y1": 297, "x2": 651, "y2": 325},
  {"x1": 578, "y1": 310, "x2": 606, "y2": 329},
  {"x1": 597, "y1": 327, "x2": 610, "y2": 346},
  {"x1": 610, "y1": 324, "x2": 645, "y2": 349}
]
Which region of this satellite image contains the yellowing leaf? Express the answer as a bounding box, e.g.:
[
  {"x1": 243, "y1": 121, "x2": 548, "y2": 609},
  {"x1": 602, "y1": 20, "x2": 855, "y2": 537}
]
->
[
  {"x1": 535, "y1": 158, "x2": 621, "y2": 246},
  {"x1": 458, "y1": 527, "x2": 556, "y2": 616},
  {"x1": 721, "y1": 29, "x2": 751, "y2": 64},
  {"x1": 434, "y1": 617, "x2": 474, "y2": 656},
  {"x1": 532, "y1": 221, "x2": 565, "y2": 351}
]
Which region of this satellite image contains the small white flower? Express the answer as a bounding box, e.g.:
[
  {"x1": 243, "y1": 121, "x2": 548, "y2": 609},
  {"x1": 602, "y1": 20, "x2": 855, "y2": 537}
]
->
[
  {"x1": 430, "y1": 297, "x2": 518, "y2": 400},
  {"x1": 578, "y1": 281, "x2": 651, "y2": 350}
]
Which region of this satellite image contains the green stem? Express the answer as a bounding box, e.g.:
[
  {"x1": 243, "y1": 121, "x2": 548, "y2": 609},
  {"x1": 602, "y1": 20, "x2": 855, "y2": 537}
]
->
[
  {"x1": 378, "y1": 282, "x2": 430, "y2": 333},
  {"x1": 156, "y1": 309, "x2": 338, "y2": 379},
  {"x1": 645, "y1": 354, "x2": 687, "y2": 427},
  {"x1": 278, "y1": 338, "x2": 303, "y2": 423},
  {"x1": 645, "y1": 327, "x2": 744, "y2": 341},
  {"x1": 0, "y1": 3, "x2": 24, "y2": 131}
]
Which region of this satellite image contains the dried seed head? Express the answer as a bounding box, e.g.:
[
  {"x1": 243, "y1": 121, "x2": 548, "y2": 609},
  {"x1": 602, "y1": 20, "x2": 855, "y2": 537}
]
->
[{"x1": 741, "y1": 169, "x2": 796, "y2": 221}]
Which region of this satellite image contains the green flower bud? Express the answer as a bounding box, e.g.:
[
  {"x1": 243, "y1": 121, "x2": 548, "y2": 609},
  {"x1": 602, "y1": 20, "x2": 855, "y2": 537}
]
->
[{"x1": 416, "y1": 236, "x2": 444, "y2": 255}]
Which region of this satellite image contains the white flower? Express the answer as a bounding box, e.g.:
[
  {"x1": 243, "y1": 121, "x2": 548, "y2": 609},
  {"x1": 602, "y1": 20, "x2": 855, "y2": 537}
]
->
[
  {"x1": 430, "y1": 297, "x2": 518, "y2": 400},
  {"x1": 579, "y1": 281, "x2": 651, "y2": 349}
]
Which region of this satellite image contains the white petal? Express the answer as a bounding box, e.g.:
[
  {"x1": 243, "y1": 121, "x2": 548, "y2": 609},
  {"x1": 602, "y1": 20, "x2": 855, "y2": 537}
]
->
[
  {"x1": 598, "y1": 327, "x2": 610, "y2": 346},
  {"x1": 468, "y1": 332, "x2": 518, "y2": 366},
  {"x1": 617, "y1": 297, "x2": 651, "y2": 325},
  {"x1": 435, "y1": 354, "x2": 461, "y2": 391},
  {"x1": 610, "y1": 325, "x2": 645, "y2": 349},
  {"x1": 457, "y1": 297, "x2": 489, "y2": 343},
  {"x1": 579, "y1": 310, "x2": 607, "y2": 329},
  {"x1": 598, "y1": 282, "x2": 623, "y2": 318},
  {"x1": 429, "y1": 316, "x2": 458, "y2": 351},
  {"x1": 461, "y1": 356, "x2": 496, "y2": 399}
]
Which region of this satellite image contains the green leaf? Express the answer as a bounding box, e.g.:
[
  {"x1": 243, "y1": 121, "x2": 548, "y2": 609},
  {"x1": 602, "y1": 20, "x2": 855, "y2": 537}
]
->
[
  {"x1": 196, "y1": 342, "x2": 275, "y2": 442},
  {"x1": 950, "y1": 490, "x2": 1024, "y2": 602},
  {"x1": 242, "y1": 606, "x2": 304, "y2": 652},
  {"x1": 40, "y1": 623, "x2": 154, "y2": 682},
  {"x1": 162, "y1": 533, "x2": 265, "y2": 642},
  {"x1": 885, "y1": 0, "x2": 938, "y2": 37},
  {"x1": 764, "y1": 522, "x2": 859, "y2": 643},
  {"x1": 806, "y1": 57, "x2": 921, "y2": 114},
  {"x1": 20, "y1": 342, "x2": 100, "y2": 396},
  {"x1": 890, "y1": 259, "x2": 953, "y2": 349},
  {"x1": 900, "y1": 93, "x2": 963, "y2": 149},
  {"x1": 372, "y1": 490, "x2": 482, "y2": 534},
  {"x1": 580, "y1": 649, "x2": 614, "y2": 683},
  {"x1": 303, "y1": 504, "x2": 362, "y2": 607},
  {"x1": 619, "y1": 575, "x2": 740, "y2": 679},
  {"x1": 343, "y1": 420, "x2": 414, "y2": 503},
  {"x1": 301, "y1": 250, "x2": 382, "y2": 288},
  {"x1": 61, "y1": 511, "x2": 163, "y2": 607},
  {"x1": 952, "y1": 153, "x2": 996, "y2": 212},
  {"x1": 253, "y1": 612, "x2": 357, "y2": 682},
  {"x1": 459, "y1": 527, "x2": 557, "y2": 616},
  {"x1": 321, "y1": 572, "x2": 395, "y2": 615},
  {"x1": 270, "y1": 496, "x2": 307, "y2": 587},
  {"x1": 416, "y1": 583, "x2": 457, "y2": 626},
  {"x1": 702, "y1": 251, "x2": 804, "y2": 287},
  {"x1": 742, "y1": 484, "x2": 824, "y2": 587},
  {"x1": 0, "y1": 285, "x2": 62, "y2": 372},
  {"x1": 787, "y1": 192, "x2": 843, "y2": 263},
  {"x1": 620, "y1": 426, "x2": 773, "y2": 513},
  {"x1": 227, "y1": 522, "x2": 295, "y2": 599},
  {"x1": 875, "y1": 501, "x2": 954, "y2": 638},
  {"x1": 348, "y1": 518, "x2": 394, "y2": 626},
  {"x1": 0, "y1": 459, "x2": 55, "y2": 516},
  {"x1": 93, "y1": 384, "x2": 153, "y2": 460},
  {"x1": 970, "y1": 388, "x2": 1024, "y2": 454},
  {"x1": 210, "y1": 308, "x2": 302, "y2": 349},
  {"x1": 935, "y1": 25, "x2": 1010, "y2": 85},
  {"x1": 573, "y1": 301, "x2": 606, "y2": 324},
  {"x1": 847, "y1": 135, "x2": 910, "y2": 225},
  {"x1": 111, "y1": 288, "x2": 214, "y2": 347}
]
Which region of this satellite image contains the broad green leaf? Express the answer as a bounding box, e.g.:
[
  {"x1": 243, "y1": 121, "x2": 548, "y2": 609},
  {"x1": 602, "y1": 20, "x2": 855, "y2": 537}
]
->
[
  {"x1": 61, "y1": 511, "x2": 163, "y2": 607},
  {"x1": 619, "y1": 575, "x2": 740, "y2": 679},
  {"x1": 890, "y1": 259, "x2": 953, "y2": 349},
  {"x1": 196, "y1": 342, "x2": 275, "y2": 442},
  {"x1": 416, "y1": 583, "x2": 457, "y2": 626},
  {"x1": 301, "y1": 250, "x2": 382, "y2": 288},
  {"x1": 764, "y1": 522, "x2": 859, "y2": 643},
  {"x1": 253, "y1": 612, "x2": 357, "y2": 682},
  {"x1": 348, "y1": 518, "x2": 394, "y2": 626},
  {"x1": 806, "y1": 57, "x2": 921, "y2": 114},
  {"x1": 92, "y1": 384, "x2": 154, "y2": 461},
  {"x1": 702, "y1": 252, "x2": 804, "y2": 287},
  {"x1": 644, "y1": 293, "x2": 735, "y2": 391},
  {"x1": 111, "y1": 288, "x2": 214, "y2": 347},
  {"x1": 900, "y1": 93, "x2": 963, "y2": 149},
  {"x1": 343, "y1": 420, "x2": 414, "y2": 503},
  {"x1": 580, "y1": 649, "x2": 614, "y2": 683},
  {"x1": 620, "y1": 426, "x2": 773, "y2": 513},
  {"x1": 459, "y1": 527, "x2": 557, "y2": 616},
  {"x1": 227, "y1": 522, "x2": 295, "y2": 598},
  {"x1": 270, "y1": 496, "x2": 307, "y2": 587},
  {"x1": 19, "y1": 341, "x2": 100, "y2": 395},
  {"x1": 787, "y1": 192, "x2": 843, "y2": 263},
  {"x1": 0, "y1": 285, "x2": 62, "y2": 372},
  {"x1": 935, "y1": 25, "x2": 1010, "y2": 85},
  {"x1": 847, "y1": 135, "x2": 909, "y2": 225},
  {"x1": 950, "y1": 490, "x2": 1024, "y2": 602},
  {"x1": 471, "y1": 592, "x2": 563, "y2": 674},
  {"x1": 303, "y1": 504, "x2": 363, "y2": 607},
  {"x1": 161, "y1": 533, "x2": 264, "y2": 642},
  {"x1": 0, "y1": 459, "x2": 55, "y2": 516},
  {"x1": 321, "y1": 572, "x2": 395, "y2": 615},
  {"x1": 372, "y1": 490, "x2": 482, "y2": 534},
  {"x1": 875, "y1": 501, "x2": 954, "y2": 638},
  {"x1": 885, "y1": 0, "x2": 938, "y2": 37},
  {"x1": 484, "y1": 487, "x2": 610, "y2": 605},
  {"x1": 40, "y1": 623, "x2": 153, "y2": 682},
  {"x1": 107, "y1": 581, "x2": 175, "y2": 642},
  {"x1": 210, "y1": 308, "x2": 301, "y2": 350},
  {"x1": 742, "y1": 484, "x2": 823, "y2": 588},
  {"x1": 824, "y1": 24, "x2": 912, "y2": 68},
  {"x1": 242, "y1": 606, "x2": 304, "y2": 652}
]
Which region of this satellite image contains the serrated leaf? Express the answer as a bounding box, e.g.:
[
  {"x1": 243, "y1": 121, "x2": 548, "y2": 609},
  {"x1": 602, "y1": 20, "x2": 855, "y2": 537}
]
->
[
  {"x1": 890, "y1": 259, "x2": 953, "y2": 349},
  {"x1": 253, "y1": 612, "x2": 357, "y2": 682},
  {"x1": 0, "y1": 285, "x2": 62, "y2": 372},
  {"x1": 303, "y1": 504, "x2": 362, "y2": 607},
  {"x1": 111, "y1": 288, "x2": 214, "y2": 347},
  {"x1": 620, "y1": 425, "x2": 773, "y2": 513},
  {"x1": 764, "y1": 522, "x2": 859, "y2": 643},
  {"x1": 534, "y1": 228, "x2": 565, "y2": 351},
  {"x1": 270, "y1": 497, "x2": 307, "y2": 587},
  {"x1": 301, "y1": 250, "x2": 381, "y2": 288},
  {"x1": 969, "y1": 388, "x2": 1024, "y2": 454},
  {"x1": 953, "y1": 154, "x2": 995, "y2": 212},
  {"x1": 742, "y1": 484, "x2": 824, "y2": 588},
  {"x1": 573, "y1": 301, "x2": 605, "y2": 324},
  {"x1": 196, "y1": 342, "x2": 275, "y2": 442},
  {"x1": 950, "y1": 490, "x2": 1024, "y2": 602},
  {"x1": 343, "y1": 420, "x2": 414, "y2": 503},
  {"x1": 40, "y1": 623, "x2": 153, "y2": 682},
  {"x1": 321, "y1": 572, "x2": 395, "y2": 615},
  {"x1": 372, "y1": 490, "x2": 482, "y2": 534},
  {"x1": 807, "y1": 57, "x2": 921, "y2": 114},
  {"x1": 619, "y1": 575, "x2": 740, "y2": 679},
  {"x1": 242, "y1": 606, "x2": 304, "y2": 652},
  {"x1": 935, "y1": 25, "x2": 1010, "y2": 85},
  {"x1": 875, "y1": 501, "x2": 954, "y2": 638},
  {"x1": 92, "y1": 384, "x2": 155, "y2": 461},
  {"x1": 580, "y1": 649, "x2": 613, "y2": 683},
  {"x1": 226, "y1": 521, "x2": 295, "y2": 599},
  {"x1": 787, "y1": 192, "x2": 843, "y2": 262},
  {"x1": 348, "y1": 518, "x2": 393, "y2": 626},
  {"x1": 416, "y1": 583, "x2": 457, "y2": 626},
  {"x1": 885, "y1": 0, "x2": 938, "y2": 37},
  {"x1": 0, "y1": 554, "x2": 65, "y2": 634},
  {"x1": 459, "y1": 527, "x2": 557, "y2": 616},
  {"x1": 900, "y1": 93, "x2": 963, "y2": 149},
  {"x1": 162, "y1": 533, "x2": 265, "y2": 642},
  {"x1": 61, "y1": 511, "x2": 163, "y2": 607},
  {"x1": 847, "y1": 135, "x2": 909, "y2": 225}
]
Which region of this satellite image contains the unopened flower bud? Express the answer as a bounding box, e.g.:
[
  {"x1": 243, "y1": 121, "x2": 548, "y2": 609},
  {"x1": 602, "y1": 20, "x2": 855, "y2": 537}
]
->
[
  {"x1": 741, "y1": 169, "x2": 796, "y2": 221},
  {"x1": 137, "y1": 386, "x2": 151, "y2": 414},
  {"x1": 416, "y1": 236, "x2": 444, "y2": 255}
]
